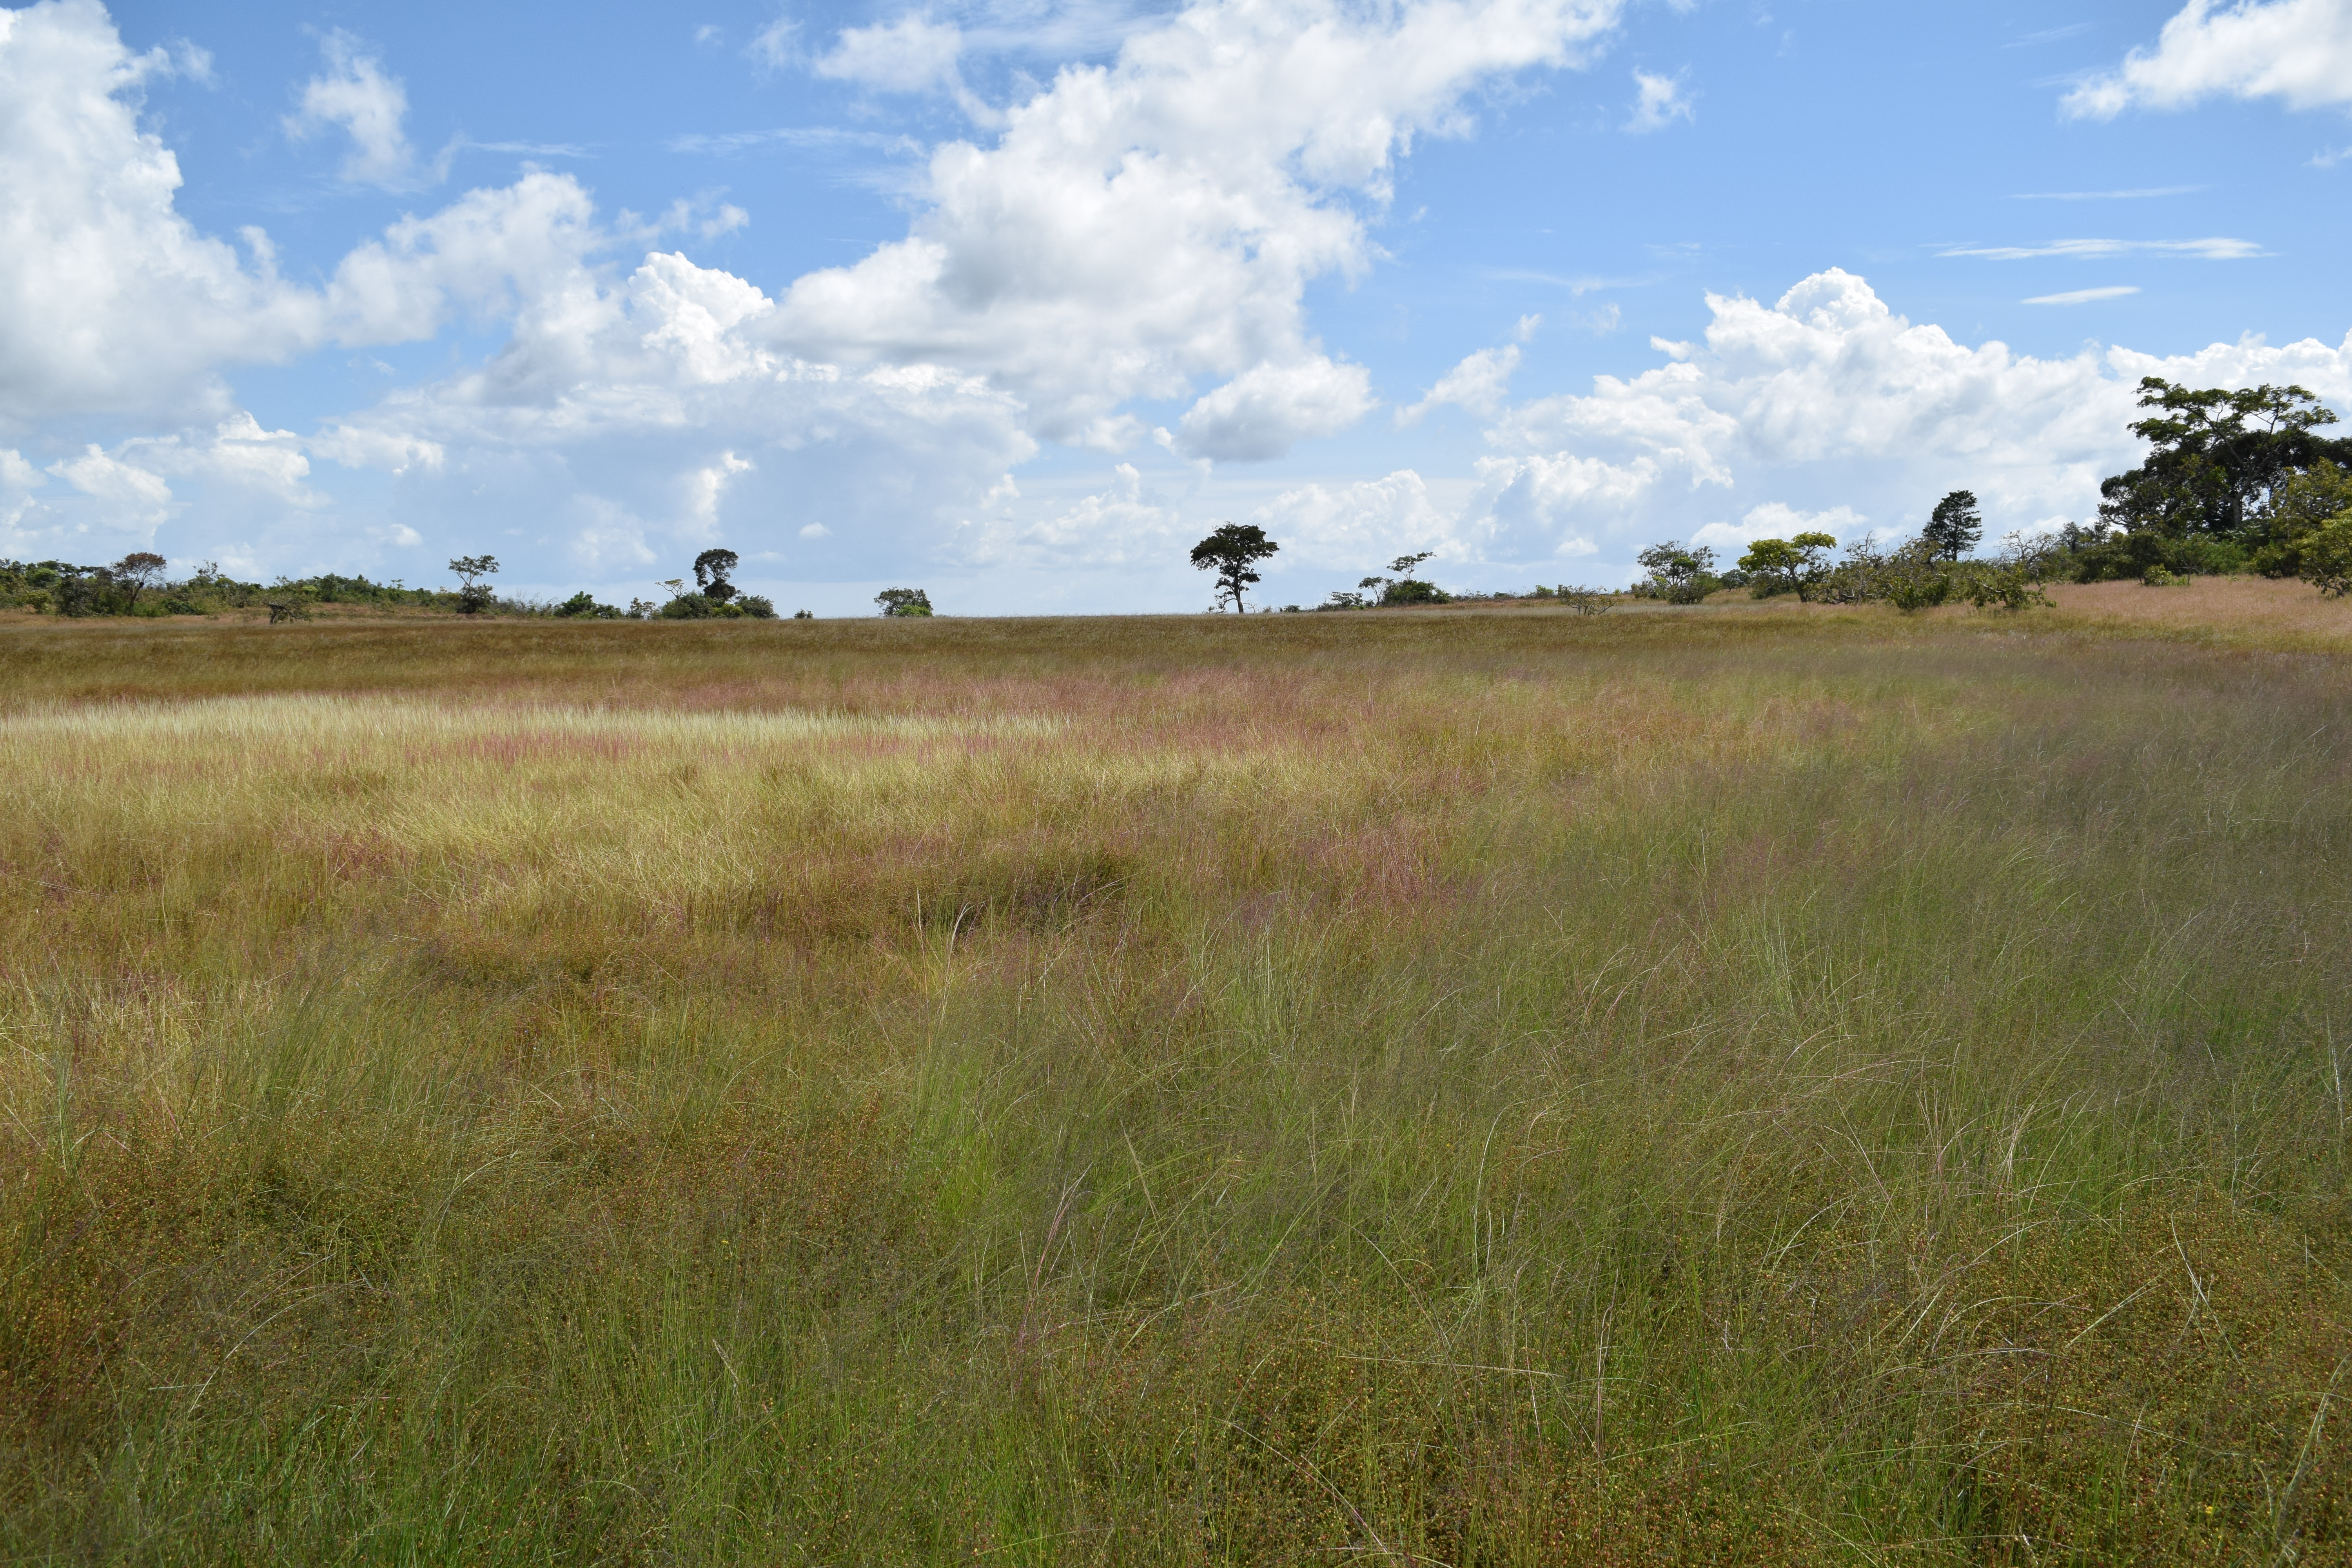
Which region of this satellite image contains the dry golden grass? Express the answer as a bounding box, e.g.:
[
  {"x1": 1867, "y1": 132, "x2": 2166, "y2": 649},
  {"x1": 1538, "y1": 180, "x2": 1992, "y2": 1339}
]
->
[
  {"x1": 3, "y1": 600, "x2": 2349, "y2": 1564},
  {"x1": 2043, "y1": 573, "x2": 2352, "y2": 649}
]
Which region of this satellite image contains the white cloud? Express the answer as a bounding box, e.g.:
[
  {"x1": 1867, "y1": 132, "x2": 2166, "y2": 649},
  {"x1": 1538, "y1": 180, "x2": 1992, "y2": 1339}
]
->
[
  {"x1": 815, "y1": 15, "x2": 966, "y2": 94},
  {"x1": 1626, "y1": 68, "x2": 1693, "y2": 132},
  {"x1": 0, "y1": 2, "x2": 608, "y2": 429},
  {"x1": 1397, "y1": 344, "x2": 1519, "y2": 425},
  {"x1": 768, "y1": 0, "x2": 1629, "y2": 443},
  {"x1": 748, "y1": 16, "x2": 798, "y2": 69},
  {"x1": 1692, "y1": 503, "x2": 1866, "y2": 554},
  {"x1": 1249, "y1": 469, "x2": 1452, "y2": 566},
  {"x1": 285, "y1": 31, "x2": 426, "y2": 189},
  {"x1": 2024, "y1": 285, "x2": 2141, "y2": 305},
  {"x1": 2064, "y1": 0, "x2": 2352, "y2": 119},
  {"x1": 1174, "y1": 354, "x2": 1376, "y2": 460},
  {"x1": 1942, "y1": 237, "x2": 2263, "y2": 261},
  {"x1": 49, "y1": 444, "x2": 171, "y2": 510},
  {"x1": 1477, "y1": 268, "x2": 2352, "y2": 564},
  {"x1": 2011, "y1": 185, "x2": 2206, "y2": 200}
]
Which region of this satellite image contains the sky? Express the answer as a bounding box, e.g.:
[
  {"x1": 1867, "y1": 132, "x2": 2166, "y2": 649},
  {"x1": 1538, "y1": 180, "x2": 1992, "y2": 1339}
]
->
[{"x1": 3, "y1": 0, "x2": 2350, "y2": 613}]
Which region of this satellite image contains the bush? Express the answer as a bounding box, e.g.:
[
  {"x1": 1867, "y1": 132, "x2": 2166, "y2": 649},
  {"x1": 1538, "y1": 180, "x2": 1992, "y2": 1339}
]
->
[
  {"x1": 2301, "y1": 512, "x2": 2352, "y2": 598},
  {"x1": 2064, "y1": 528, "x2": 2246, "y2": 583},
  {"x1": 658, "y1": 593, "x2": 717, "y2": 619},
  {"x1": 877, "y1": 588, "x2": 934, "y2": 617},
  {"x1": 1378, "y1": 578, "x2": 1449, "y2": 606},
  {"x1": 735, "y1": 595, "x2": 779, "y2": 619},
  {"x1": 1887, "y1": 569, "x2": 1951, "y2": 612},
  {"x1": 555, "y1": 592, "x2": 626, "y2": 618},
  {"x1": 792, "y1": 609, "x2": 814, "y2": 620}
]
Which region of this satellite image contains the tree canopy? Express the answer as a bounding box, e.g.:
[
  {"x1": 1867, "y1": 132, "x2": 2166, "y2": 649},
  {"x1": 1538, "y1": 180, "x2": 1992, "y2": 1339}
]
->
[
  {"x1": 1737, "y1": 533, "x2": 1837, "y2": 600},
  {"x1": 692, "y1": 549, "x2": 740, "y2": 603},
  {"x1": 1923, "y1": 492, "x2": 1982, "y2": 561},
  {"x1": 1189, "y1": 523, "x2": 1279, "y2": 612},
  {"x1": 2099, "y1": 379, "x2": 2349, "y2": 538}
]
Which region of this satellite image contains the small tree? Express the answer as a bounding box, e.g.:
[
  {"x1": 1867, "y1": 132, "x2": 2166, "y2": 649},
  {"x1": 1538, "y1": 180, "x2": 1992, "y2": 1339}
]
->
[
  {"x1": 1636, "y1": 541, "x2": 1718, "y2": 604},
  {"x1": 112, "y1": 552, "x2": 167, "y2": 605},
  {"x1": 448, "y1": 555, "x2": 500, "y2": 614},
  {"x1": 1189, "y1": 523, "x2": 1279, "y2": 612},
  {"x1": 693, "y1": 548, "x2": 740, "y2": 603},
  {"x1": 1924, "y1": 492, "x2": 1982, "y2": 561},
  {"x1": 1737, "y1": 534, "x2": 1837, "y2": 601},
  {"x1": 2302, "y1": 511, "x2": 2352, "y2": 598},
  {"x1": 876, "y1": 588, "x2": 933, "y2": 617}
]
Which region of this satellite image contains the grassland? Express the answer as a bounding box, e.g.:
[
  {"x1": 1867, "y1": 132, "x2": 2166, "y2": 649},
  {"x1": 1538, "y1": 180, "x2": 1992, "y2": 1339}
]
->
[{"x1": 4, "y1": 593, "x2": 2350, "y2": 1564}]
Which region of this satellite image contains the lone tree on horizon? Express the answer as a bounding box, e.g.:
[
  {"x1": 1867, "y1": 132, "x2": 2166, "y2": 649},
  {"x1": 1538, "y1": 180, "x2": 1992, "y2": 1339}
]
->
[
  {"x1": 448, "y1": 554, "x2": 500, "y2": 614},
  {"x1": 693, "y1": 548, "x2": 740, "y2": 603},
  {"x1": 1924, "y1": 491, "x2": 1982, "y2": 561},
  {"x1": 1189, "y1": 522, "x2": 1279, "y2": 612}
]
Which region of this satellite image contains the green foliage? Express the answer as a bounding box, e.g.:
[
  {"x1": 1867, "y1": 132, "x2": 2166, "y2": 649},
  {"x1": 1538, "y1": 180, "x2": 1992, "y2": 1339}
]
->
[
  {"x1": 735, "y1": 594, "x2": 779, "y2": 619},
  {"x1": 2098, "y1": 378, "x2": 2348, "y2": 539},
  {"x1": 1923, "y1": 490, "x2": 1982, "y2": 560},
  {"x1": 448, "y1": 554, "x2": 500, "y2": 615},
  {"x1": 1377, "y1": 576, "x2": 1449, "y2": 606},
  {"x1": 1189, "y1": 521, "x2": 1280, "y2": 611},
  {"x1": 1636, "y1": 540, "x2": 1720, "y2": 604},
  {"x1": 2058, "y1": 524, "x2": 2248, "y2": 583},
  {"x1": 2301, "y1": 511, "x2": 2352, "y2": 597},
  {"x1": 1738, "y1": 532, "x2": 1837, "y2": 601},
  {"x1": 658, "y1": 593, "x2": 718, "y2": 619},
  {"x1": 693, "y1": 548, "x2": 740, "y2": 603},
  {"x1": 876, "y1": 587, "x2": 934, "y2": 617},
  {"x1": 555, "y1": 592, "x2": 626, "y2": 618},
  {"x1": 792, "y1": 608, "x2": 815, "y2": 620},
  {"x1": 2247, "y1": 459, "x2": 2352, "y2": 579}
]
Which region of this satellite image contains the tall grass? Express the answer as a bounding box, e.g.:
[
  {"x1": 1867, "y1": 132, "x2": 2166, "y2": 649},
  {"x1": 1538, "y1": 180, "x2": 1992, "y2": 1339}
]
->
[{"x1": 4, "y1": 608, "x2": 2349, "y2": 1563}]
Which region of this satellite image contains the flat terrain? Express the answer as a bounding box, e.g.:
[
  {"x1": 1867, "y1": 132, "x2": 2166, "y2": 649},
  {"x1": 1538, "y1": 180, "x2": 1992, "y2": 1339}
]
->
[{"x1": 4, "y1": 593, "x2": 2351, "y2": 1564}]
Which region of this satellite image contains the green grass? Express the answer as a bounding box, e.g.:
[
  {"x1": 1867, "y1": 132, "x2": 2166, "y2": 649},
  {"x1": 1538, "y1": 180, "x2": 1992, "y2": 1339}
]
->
[{"x1": 4, "y1": 605, "x2": 2350, "y2": 1564}]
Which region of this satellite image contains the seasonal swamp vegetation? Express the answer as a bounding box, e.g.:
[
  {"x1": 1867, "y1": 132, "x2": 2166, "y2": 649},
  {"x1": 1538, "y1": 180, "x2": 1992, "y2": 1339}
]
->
[{"x1": 3, "y1": 596, "x2": 2350, "y2": 1564}]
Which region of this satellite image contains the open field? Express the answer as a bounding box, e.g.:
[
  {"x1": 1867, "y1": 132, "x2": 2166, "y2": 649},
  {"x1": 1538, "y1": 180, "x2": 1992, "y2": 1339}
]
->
[{"x1": 5, "y1": 598, "x2": 2351, "y2": 1564}]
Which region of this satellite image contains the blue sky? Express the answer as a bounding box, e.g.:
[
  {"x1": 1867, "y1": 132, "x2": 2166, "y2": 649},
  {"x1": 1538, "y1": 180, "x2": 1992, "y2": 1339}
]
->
[{"x1": 4, "y1": 0, "x2": 2349, "y2": 612}]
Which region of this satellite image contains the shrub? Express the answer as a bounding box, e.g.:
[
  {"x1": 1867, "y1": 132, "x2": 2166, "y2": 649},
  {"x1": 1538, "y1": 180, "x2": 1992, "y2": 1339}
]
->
[
  {"x1": 1963, "y1": 565, "x2": 2053, "y2": 611},
  {"x1": 735, "y1": 595, "x2": 779, "y2": 619},
  {"x1": 1887, "y1": 569, "x2": 1951, "y2": 612},
  {"x1": 792, "y1": 608, "x2": 814, "y2": 620},
  {"x1": 1378, "y1": 578, "x2": 1449, "y2": 606},
  {"x1": 2301, "y1": 512, "x2": 2352, "y2": 597},
  {"x1": 877, "y1": 588, "x2": 934, "y2": 617},
  {"x1": 658, "y1": 593, "x2": 717, "y2": 619}
]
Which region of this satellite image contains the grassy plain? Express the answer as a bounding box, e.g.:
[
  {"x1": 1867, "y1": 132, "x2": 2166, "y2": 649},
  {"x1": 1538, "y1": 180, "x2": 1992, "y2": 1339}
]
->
[{"x1": 4, "y1": 595, "x2": 2350, "y2": 1564}]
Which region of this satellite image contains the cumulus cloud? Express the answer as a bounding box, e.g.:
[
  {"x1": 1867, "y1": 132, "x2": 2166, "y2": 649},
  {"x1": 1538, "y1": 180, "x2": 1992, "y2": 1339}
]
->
[
  {"x1": 1174, "y1": 354, "x2": 1375, "y2": 459},
  {"x1": 1396, "y1": 344, "x2": 1519, "y2": 425},
  {"x1": 0, "y1": 1, "x2": 607, "y2": 428},
  {"x1": 769, "y1": 0, "x2": 1629, "y2": 444},
  {"x1": 1249, "y1": 469, "x2": 1453, "y2": 566},
  {"x1": 285, "y1": 31, "x2": 429, "y2": 187},
  {"x1": 2064, "y1": 0, "x2": 2352, "y2": 119},
  {"x1": 1477, "y1": 268, "x2": 2352, "y2": 563},
  {"x1": 1626, "y1": 68, "x2": 1693, "y2": 132}
]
